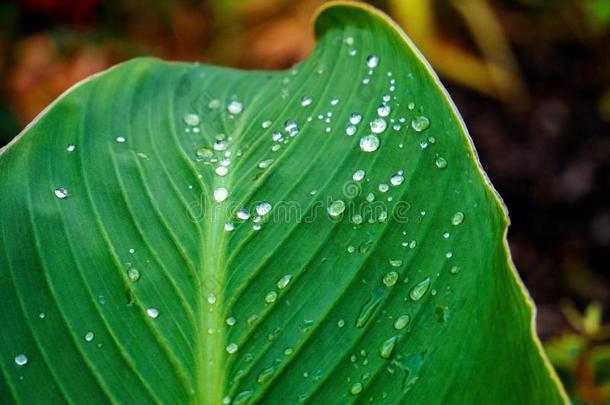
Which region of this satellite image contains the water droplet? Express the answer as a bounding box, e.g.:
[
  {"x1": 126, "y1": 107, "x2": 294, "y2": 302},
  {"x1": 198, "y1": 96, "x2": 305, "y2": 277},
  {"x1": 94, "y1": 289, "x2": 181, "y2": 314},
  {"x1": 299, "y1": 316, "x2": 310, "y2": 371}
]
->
[
  {"x1": 383, "y1": 271, "x2": 399, "y2": 287},
  {"x1": 224, "y1": 222, "x2": 235, "y2": 232},
  {"x1": 337, "y1": 319, "x2": 345, "y2": 327},
  {"x1": 378, "y1": 184, "x2": 389, "y2": 193},
  {"x1": 366, "y1": 54, "x2": 380, "y2": 68},
  {"x1": 84, "y1": 331, "x2": 95, "y2": 342},
  {"x1": 327, "y1": 200, "x2": 346, "y2": 218},
  {"x1": 411, "y1": 116, "x2": 430, "y2": 132},
  {"x1": 356, "y1": 289, "x2": 383, "y2": 328},
  {"x1": 14, "y1": 354, "x2": 28, "y2": 366},
  {"x1": 215, "y1": 166, "x2": 228, "y2": 177},
  {"x1": 360, "y1": 135, "x2": 380, "y2": 152},
  {"x1": 446, "y1": 251, "x2": 453, "y2": 258},
  {"x1": 258, "y1": 159, "x2": 274, "y2": 169},
  {"x1": 233, "y1": 390, "x2": 253, "y2": 405},
  {"x1": 276, "y1": 274, "x2": 292, "y2": 289},
  {"x1": 443, "y1": 232, "x2": 450, "y2": 239},
  {"x1": 207, "y1": 293, "x2": 217, "y2": 305},
  {"x1": 255, "y1": 202, "x2": 272, "y2": 216},
  {"x1": 352, "y1": 214, "x2": 363, "y2": 225},
  {"x1": 435, "y1": 156, "x2": 448, "y2": 169},
  {"x1": 196, "y1": 147, "x2": 214, "y2": 160},
  {"x1": 349, "y1": 112, "x2": 362, "y2": 125},
  {"x1": 352, "y1": 170, "x2": 365, "y2": 182},
  {"x1": 226, "y1": 343, "x2": 239, "y2": 354},
  {"x1": 350, "y1": 382, "x2": 363, "y2": 395},
  {"x1": 346, "y1": 125, "x2": 357, "y2": 136},
  {"x1": 284, "y1": 119, "x2": 299, "y2": 136},
  {"x1": 237, "y1": 208, "x2": 250, "y2": 220},
  {"x1": 380, "y1": 335, "x2": 399, "y2": 359},
  {"x1": 214, "y1": 188, "x2": 229, "y2": 203},
  {"x1": 38, "y1": 312, "x2": 45, "y2": 319},
  {"x1": 227, "y1": 101, "x2": 243, "y2": 114},
  {"x1": 257, "y1": 366, "x2": 275, "y2": 384},
  {"x1": 370, "y1": 118, "x2": 387, "y2": 134},
  {"x1": 394, "y1": 314, "x2": 410, "y2": 330},
  {"x1": 146, "y1": 307, "x2": 159, "y2": 319},
  {"x1": 450, "y1": 265, "x2": 460, "y2": 275},
  {"x1": 183, "y1": 113, "x2": 200, "y2": 126},
  {"x1": 451, "y1": 211, "x2": 465, "y2": 226},
  {"x1": 301, "y1": 96, "x2": 313, "y2": 107},
  {"x1": 330, "y1": 97, "x2": 340, "y2": 106},
  {"x1": 226, "y1": 316, "x2": 236, "y2": 326},
  {"x1": 214, "y1": 141, "x2": 227, "y2": 151},
  {"x1": 115, "y1": 136, "x2": 126, "y2": 143},
  {"x1": 54, "y1": 187, "x2": 69, "y2": 199},
  {"x1": 66, "y1": 144, "x2": 76, "y2": 152},
  {"x1": 262, "y1": 120, "x2": 272, "y2": 128},
  {"x1": 127, "y1": 267, "x2": 140, "y2": 282},
  {"x1": 390, "y1": 174, "x2": 404, "y2": 186},
  {"x1": 389, "y1": 259, "x2": 403, "y2": 268},
  {"x1": 377, "y1": 104, "x2": 391, "y2": 117},
  {"x1": 265, "y1": 291, "x2": 278, "y2": 303},
  {"x1": 409, "y1": 278, "x2": 431, "y2": 301}
]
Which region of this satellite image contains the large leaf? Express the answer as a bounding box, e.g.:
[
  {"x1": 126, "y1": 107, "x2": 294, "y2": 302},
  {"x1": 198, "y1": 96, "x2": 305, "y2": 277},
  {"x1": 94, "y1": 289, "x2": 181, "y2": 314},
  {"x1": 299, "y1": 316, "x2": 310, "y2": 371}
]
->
[{"x1": 0, "y1": 2, "x2": 566, "y2": 404}]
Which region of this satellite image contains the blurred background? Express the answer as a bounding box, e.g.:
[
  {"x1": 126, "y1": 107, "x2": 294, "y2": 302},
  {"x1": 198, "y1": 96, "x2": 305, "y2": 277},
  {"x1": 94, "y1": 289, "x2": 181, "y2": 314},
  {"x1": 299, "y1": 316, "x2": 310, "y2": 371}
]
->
[{"x1": 0, "y1": 0, "x2": 609, "y2": 402}]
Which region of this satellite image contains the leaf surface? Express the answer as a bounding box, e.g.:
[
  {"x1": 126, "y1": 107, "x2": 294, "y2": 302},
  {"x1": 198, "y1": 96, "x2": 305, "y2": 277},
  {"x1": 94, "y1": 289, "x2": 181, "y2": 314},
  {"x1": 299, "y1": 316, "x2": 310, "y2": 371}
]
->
[{"x1": 0, "y1": 2, "x2": 566, "y2": 404}]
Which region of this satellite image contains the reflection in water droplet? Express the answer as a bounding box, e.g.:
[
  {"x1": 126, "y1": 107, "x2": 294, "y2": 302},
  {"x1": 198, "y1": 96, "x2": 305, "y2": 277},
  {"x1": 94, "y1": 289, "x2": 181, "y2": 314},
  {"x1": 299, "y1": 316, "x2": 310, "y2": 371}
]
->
[{"x1": 237, "y1": 208, "x2": 250, "y2": 221}]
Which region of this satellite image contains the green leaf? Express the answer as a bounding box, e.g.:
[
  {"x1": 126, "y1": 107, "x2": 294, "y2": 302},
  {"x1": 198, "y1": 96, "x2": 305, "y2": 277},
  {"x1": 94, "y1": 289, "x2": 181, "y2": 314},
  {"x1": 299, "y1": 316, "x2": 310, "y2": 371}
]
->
[{"x1": 0, "y1": 2, "x2": 566, "y2": 404}]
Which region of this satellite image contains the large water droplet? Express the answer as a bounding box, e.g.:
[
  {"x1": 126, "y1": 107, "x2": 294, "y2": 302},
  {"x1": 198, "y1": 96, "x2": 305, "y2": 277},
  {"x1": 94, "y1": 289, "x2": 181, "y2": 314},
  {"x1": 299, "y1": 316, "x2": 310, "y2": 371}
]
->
[
  {"x1": 409, "y1": 278, "x2": 431, "y2": 301},
  {"x1": 327, "y1": 200, "x2": 346, "y2": 218},
  {"x1": 14, "y1": 354, "x2": 28, "y2": 366},
  {"x1": 359, "y1": 135, "x2": 380, "y2": 152},
  {"x1": 214, "y1": 188, "x2": 229, "y2": 203},
  {"x1": 370, "y1": 118, "x2": 387, "y2": 134},
  {"x1": 227, "y1": 101, "x2": 243, "y2": 114},
  {"x1": 356, "y1": 290, "x2": 383, "y2": 328},
  {"x1": 452, "y1": 211, "x2": 465, "y2": 226},
  {"x1": 411, "y1": 116, "x2": 430, "y2": 132},
  {"x1": 255, "y1": 202, "x2": 272, "y2": 216},
  {"x1": 366, "y1": 54, "x2": 380, "y2": 68},
  {"x1": 380, "y1": 335, "x2": 399, "y2": 359},
  {"x1": 394, "y1": 314, "x2": 410, "y2": 330}
]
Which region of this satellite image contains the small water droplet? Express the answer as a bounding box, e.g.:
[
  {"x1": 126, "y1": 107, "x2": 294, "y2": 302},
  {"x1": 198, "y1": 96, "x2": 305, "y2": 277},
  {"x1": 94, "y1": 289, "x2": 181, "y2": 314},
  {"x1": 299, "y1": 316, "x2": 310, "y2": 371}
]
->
[
  {"x1": 255, "y1": 202, "x2": 272, "y2": 216},
  {"x1": 394, "y1": 315, "x2": 410, "y2": 330},
  {"x1": 409, "y1": 278, "x2": 431, "y2": 301},
  {"x1": 257, "y1": 366, "x2": 275, "y2": 384},
  {"x1": 352, "y1": 214, "x2": 363, "y2": 225},
  {"x1": 346, "y1": 125, "x2": 357, "y2": 136},
  {"x1": 233, "y1": 390, "x2": 253, "y2": 405},
  {"x1": 276, "y1": 274, "x2": 292, "y2": 289},
  {"x1": 265, "y1": 291, "x2": 278, "y2": 303},
  {"x1": 370, "y1": 118, "x2": 387, "y2": 134},
  {"x1": 258, "y1": 159, "x2": 274, "y2": 169},
  {"x1": 383, "y1": 271, "x2": 399, "y2": 287},
  {"x1": 378, "y1": 183, "x2": 389, "y2": 193},
  {"x1": 14, "y1": 354, "x2": 28, "y2": 366},
  {"x1": 411, "y1": 116, "x2": 430, "y2": 132},
  {"x1": 207, "y1": 293, "x2": 217, "y2": 305},
  {"x1": 84, "y1": 331, "x2": 95, "y2": 342},
  {"x1": 115, "y1": 136, "x2": 126, "y2": 143},
  {"x1": 442, "y1": 232, "x2": 450, "y2": 239},
  {"x1": 226, "y1": 317, "x2": 236, "y2": 326},
  {"x1": 359, "y1": 135, "x2": 380, "y2": 152},
  {"x1": 451, "y1": 211, "x2": 465, "y2": 226},
  {"x1": 183, "y1": 113, "x2": 200, "y2": 126},
  {"x1": 227, "y1": 101, "x2": 243, "y2": 114},
  {"x1": 327, "y1": 200, "x2": 346, "y2": 218},
  {"x1": 301, "y1": 96, "x2": 313, "y2": 107},
  {"x1": 215, "y1": 166, "x2": 229, "y2": 177},
  {"x1": 214, "y1": 188, "x2": 229, "y2": 203},
  {"x1": 377, "y1": 104, "x2": 391, "y2": 117},
  {"x1": 66, "y1": 144, "x2": 76, "y2": 152},
  {"x1": 349, "y1": 112, "x2": 362, "y2": 125},
  {"x1": 389, "y1": 259, "x2": 403, "y2": 268},
  {"x1": 330, "y1": 97, "x2": 340, "y2": 106},
  {"x1": 146, "y1": 307, "x2": 159, "y2": 319},
  {"x1": 435, "y1": 156, "x2": 448, "y2": 169},
  {"x1": 380, "y1": 335, "x2": 399, "y2": 359},
  {"x1": 366, "y1": 54, "x2": 380, "y2": 68},
  {"x1": 237, "y1": 208, "x2": 250, "y2": 220},
  {"x1": 224, "y1": 222, "x2": 235, "y2": 232},
  {"x1": 54, "y1": 187, "x2": 69, "y2": 199},
  {"x1": 38, "y1": 312, "x2": 45, "y2": 319},
  {"x1": 262, "y1": 120, "x2": 272, "y2": 128},
  {"x1": 450, "y1": 265, "x2": 460, "y2": 275},
  {"x1": 352, "y1": 170, "x2": 365, "y2": 182},
  {"x1": 226, "y1": 343, "x2": 239, "y2": 354},
  {"x1": 337, "y1": 319, "x2": 345, "y2": 327}
]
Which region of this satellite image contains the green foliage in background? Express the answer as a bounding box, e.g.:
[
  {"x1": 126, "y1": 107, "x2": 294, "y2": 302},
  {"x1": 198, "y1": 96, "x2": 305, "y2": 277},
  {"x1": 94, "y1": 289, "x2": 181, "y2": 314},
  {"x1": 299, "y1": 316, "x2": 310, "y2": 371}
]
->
[{"x1": 0, "y1": 2, "x2": 566, "y2": 404}]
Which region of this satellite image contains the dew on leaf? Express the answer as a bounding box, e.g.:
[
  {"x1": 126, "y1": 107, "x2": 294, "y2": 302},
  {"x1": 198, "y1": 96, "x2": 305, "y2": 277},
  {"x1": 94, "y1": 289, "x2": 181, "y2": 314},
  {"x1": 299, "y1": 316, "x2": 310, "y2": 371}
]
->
[
  {"x1": 301, "y1": 96, "x2": 313, "y2": 107},
  {"x1": 224, "y1": 222, "x2": 235, "y2": 232},
  {"x1": 115, "y1": 136, "x2": 126, "y2": 143},
  {"x1": 356, "y1": 290, "x2": 383, "y2": 328},
  {"x1": 349, "y1": 112, "x2": 362, "y2": 125},
  {"x1": 450, "y1": 265, "x2": 460, "y2": 275},
  {"x1": 389, "y1": 259, "x2": 403, "y2": 268},
  {"x1": 276, "y1": 274, "x2": 292, "y2": 289},
  {"x1": 370, "y1": 118, "x2": 387, "y2": 134},
  {"x1": 84, "y1": 331, "x2": 95, "y2": 342},
  {"x1": 409, "y1": 278, "x2": 431, "y2": 301},
  {"x1": 350, "y1": 382, "x2": 363, "y2": 395},
  {"x1": 66, "y1": 144, "x2": 76, "y2": 152},
  {"x1": 14, "y1": 354, "x2": 28, "y2": 366},
  {"x1": 227, "y1": 101, "x2": 243, "y2": 114},
  {"x1": 183, "y1": 113, "x2": 200, "y2": 126},
  {"x1": 265, "y1": 291, "x2": 278, "y2": 303},
  {"x1": 411, "y1": 116, "x2": 430, "y2": 132},
  {"x1": 226, "y1": 317, "x2": 236, "y2": 326},
  {"x1": 377, "y1": 104, "x2": 391, "y2": 117},
  {"x1": 452, "y1": 211, "x2": 465, "y2": 226},
  {"x1": 380, "y1": 335, "x2": 399, "y2": 359},
  {"x1": 146, "y1": 307, "x2": 159, "y2": 318},
  {"x1": 215, "y1": 166, "x2": 228, "y2": 177},
  {"x1": 346, "y1": 125, "x2": 357, "y2": 136},
  {"x1": 255, "y1": 202, "x2": 272, "y2": 216},
  {"x1": 390, "y1": 174, "x2": 404, "y2": 186},
  {"x1": 127, "y1": 267, "x2": 140, "y2": 282},
  {"x1": 226, "y1": 343, "x2": 239, "y2": 354},
  {"x1": 327, "y1": 200, "x2": 346, "y2": 217},
  {"x1": 435, "y1": 156, "x2": 448, "y2": 169},
  {"x1": 214, "y1": 188, "x2": 229, "y2": 203},
  {"x1": 54, "y1": 187, "x2": 69, "y2": 199},
  {"x1": 257, "y1": 367, "x2": 275, "y2": 384},
  {"x1": 352, "y1": 169, "x2": 365, "y2": 182},
  {"x1": 383, "y1": 271, "x2": 399, "y2": 287},
  {"x1": 366, "y1": 54, "x2": 380, "y2": 68},
  {"x1": 394, "y1": 314, "x2": 410, "y2": 330}
]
